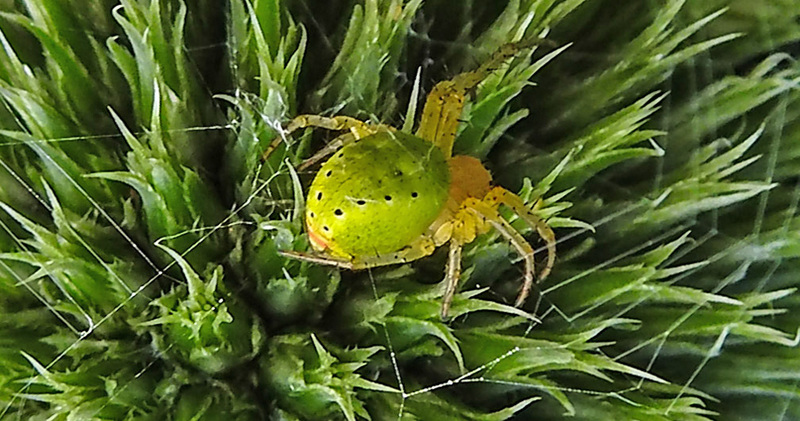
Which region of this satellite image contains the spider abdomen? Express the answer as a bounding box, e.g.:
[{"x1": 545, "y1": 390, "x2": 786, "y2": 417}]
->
[{"x1": 306, "y1": 131, "x2": 451, "y2": 257}]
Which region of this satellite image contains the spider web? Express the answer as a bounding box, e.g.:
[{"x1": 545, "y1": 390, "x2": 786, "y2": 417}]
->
[{"x1": 0, "y1": 1, "x2": 798, "y2": 420}]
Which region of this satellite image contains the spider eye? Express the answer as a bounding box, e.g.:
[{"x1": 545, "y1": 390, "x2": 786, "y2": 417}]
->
[
  {"x1": 317, "y1": 192, "x2": 322, "y2": 200},
  {"x1": 384, "y1": 195, "x2": 392, "y2": 201},
  {"x1": 411, "y1": 192, "x2": 418, "y2": 198},
  {"x1": 356, "y1": 200, "x2": 366, "y2": 206},
  {"x1": 334, "y1": 209, "x2": 343, "y2": 216}
]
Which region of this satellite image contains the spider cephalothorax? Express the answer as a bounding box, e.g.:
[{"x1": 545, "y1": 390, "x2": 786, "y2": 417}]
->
[{"x1": 267, "y1": 40, "x2": 556, "y2": 318}]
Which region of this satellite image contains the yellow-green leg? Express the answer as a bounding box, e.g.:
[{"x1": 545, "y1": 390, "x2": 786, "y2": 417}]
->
[
  {"x1": 279, "y1": 234, "x2": 437, "y2": 270},
  {"x1": 285, "y1": 114, "x2": 376, "y2": 135},
  {"x1": 463, "y1": 196, "x2": 538, "y2": 308},
  {"x1": 297, "y1": 132, "x2": 356, "y2": 171},
  {"x1": 351, "y1": 235, "x2": 437, "y2": 268},
  {"x1": 440, "y1": 240, "x2": 463, "y2": 319},
  {"x1": 262, "y1": 114, "x2": 381, "y2": 161},
  {"x1": 484, "y1": 186, "x2": 556, "y2": 284},
  {"x1": 278, "y1": 250, "x2": 353, "y2": 269},
  {"x1": 416, "y1": 40, "x2": 537, "y2": 158}
]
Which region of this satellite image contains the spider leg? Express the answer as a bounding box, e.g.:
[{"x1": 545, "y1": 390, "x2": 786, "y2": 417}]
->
[
  {"x1": 281, "y1": 235, "x2": 437, "y2": 270},
  {"x1": 279, "y1": 250, "x2": 354, "y2": 269},
  {"x1": 484, "y1": 186, "x2": 556, "y2": 284},
  {"x1": 284, "y1": 115, "x2": 375, "y2": 135},
  {"x1": 262, "y1": 115, "x2": 383, "y2": 161},
  {"x1": 463, "y1": 198, "x2": 537, "y2": 308},
  {"x1": 297, "y1": 132, "x2": 356, "y2": 171},
  {"x1": 440, "y1": 240, "x2": 463, "y2": 319},
  {"x1": 416, "y1": 40, "x2": 537, "y2": 158},
  {"x1": 350, "y1": 235, "x2": 437, "y2": 269}
]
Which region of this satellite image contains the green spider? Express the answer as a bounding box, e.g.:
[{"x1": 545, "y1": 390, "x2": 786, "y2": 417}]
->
[{"x1": 268, "y1": 40, "x2": 556, "y2": 318}]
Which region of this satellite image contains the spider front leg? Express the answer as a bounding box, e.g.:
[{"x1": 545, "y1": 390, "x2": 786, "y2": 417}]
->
[
  {"x1": 440, "y1": 240, "x2": 463, "y2": 319},
  {"x1": 484, "y1": 186, "x2": 556, "y2": 284},
  {"x1": 417, "y1": 40, "x2": 538, "y2": 157},
  {"x1": 462, "y1": 197, "x2": 538, "y2": 308}
]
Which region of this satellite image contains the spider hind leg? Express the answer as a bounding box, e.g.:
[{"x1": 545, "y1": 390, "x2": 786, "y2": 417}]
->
[
  {"x1": 262, "y1": 114, "x2": 381, "y2": 161},
  {"x1": 282, "y1": 234, "x2": 437, "y2": 270}
]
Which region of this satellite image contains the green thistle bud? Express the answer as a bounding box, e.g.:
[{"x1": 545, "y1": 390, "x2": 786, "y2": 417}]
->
[{"x1": 142, "y1": 246, "x2": 264, "y2": 374}]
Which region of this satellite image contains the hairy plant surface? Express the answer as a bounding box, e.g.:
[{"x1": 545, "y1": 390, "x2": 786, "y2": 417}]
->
[{"x1": 0, "y1": 0, "x2": 799, "y2": 420}]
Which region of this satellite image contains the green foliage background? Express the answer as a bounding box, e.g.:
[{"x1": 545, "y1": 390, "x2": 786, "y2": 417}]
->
[{"x1": 0, "y1": 0, "x2": 799, "y2": 419}]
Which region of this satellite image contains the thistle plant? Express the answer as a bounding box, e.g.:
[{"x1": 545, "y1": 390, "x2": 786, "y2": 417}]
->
[{"x1": 1, "y1": 0, "x2": 799, "y2": 420}]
